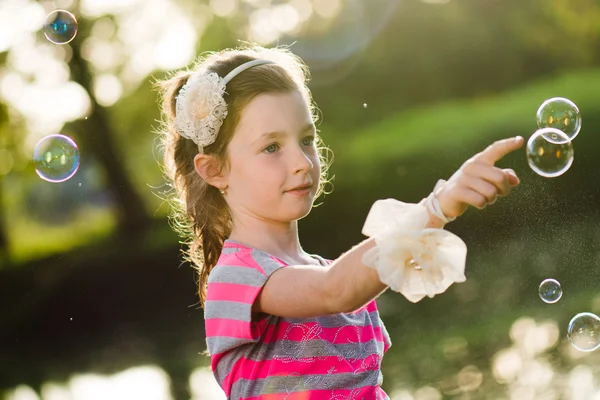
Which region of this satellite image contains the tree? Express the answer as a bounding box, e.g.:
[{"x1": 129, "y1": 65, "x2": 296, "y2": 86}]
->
[{"x1": 67, "y1": 25, "x2": 151, "y2": 235}]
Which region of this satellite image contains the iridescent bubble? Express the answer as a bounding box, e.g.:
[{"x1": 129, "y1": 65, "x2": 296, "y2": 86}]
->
[
  {"x1": 43, "y1": 10, "x2": 78, "y2": 45},
  {"x1": 33, "y1": 134, "x2": 80, "y2": 183},
  {"x1": 538, "y1": 278, "x2": 562, "y2": 304},
  {"x1": 526, "y1": 128, "x2": 574, "y2": 178},
  {"x1": 568, "y1": 312, "x2": 600, "y2": 352},
  {"x1": 536, "y1": 97, "x2": 581, "y2": 141}
]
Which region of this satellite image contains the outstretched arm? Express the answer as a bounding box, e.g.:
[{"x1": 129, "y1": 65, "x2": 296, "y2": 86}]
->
[{"x1": 254, "y1": 136, "x2": 524, "y2": 319}]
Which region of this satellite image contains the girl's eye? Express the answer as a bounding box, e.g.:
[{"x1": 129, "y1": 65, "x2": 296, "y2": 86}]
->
[
  {"x1": 263, "y1": 143, "x2": 279, "y2": 153},
  {"x1": 303, "y1": 135, "x2": 316, "y2": 146},
  {"x1": 263, "y1": 136, "x2": 315, "y2": 154}
]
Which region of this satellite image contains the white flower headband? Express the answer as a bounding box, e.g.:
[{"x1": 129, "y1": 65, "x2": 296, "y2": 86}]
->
[{"x1": 175, "y1": 59, "x2": 275, "y2": 152}]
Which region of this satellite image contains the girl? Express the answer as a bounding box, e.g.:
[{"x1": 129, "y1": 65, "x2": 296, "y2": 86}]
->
[{"x1": 156, "y1": 45, "x2": 523, "y2": 399}]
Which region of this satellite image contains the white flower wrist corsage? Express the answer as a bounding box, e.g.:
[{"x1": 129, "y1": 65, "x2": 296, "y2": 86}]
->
[{"x1": 360, "y1": 187, "x2": 467, "y2": 303}]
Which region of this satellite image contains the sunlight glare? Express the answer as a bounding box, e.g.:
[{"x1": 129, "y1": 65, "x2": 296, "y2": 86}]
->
[
  {"x1": 5, "y1": 385, "x2": 40, "y2": 400},
  {"x1": 154, "y1": 23, "x2": 196, "y2": 70},
  {"x1": 271, "y1": 4, "x2": 301, "y2": 34},
  {"x1": 289, "y1": 0, "x2": 313, "y2": 22},
  {"x1": 41, "y1": 382, "x2": 72, "y2": 400},
  {"x1": 0, "y1": 0, "x2": 45, "y2": 52},
  {"x1": 249, "y1": 8, "x2": 280, "y2": 44},
  {"x1": 189, "y1": 367, "x2": 226, "y2": 400},
  {"x1": 312, "y1": 0, "x2": 342, "y2": 19},
  {"x1": 566, "y1": 366, "x2": 595, "y2": 400},
  {"x1": 93, "y1": 74, "x2": 123, "y2": 107},
  {"x1": 80, "y1": 0, "x2": 142, "y2": 18},
  {"x1": 492, "y1": 348, "x2": 523, "y2": 383},
  {"x1": 209, "y1": 0, "x2": 237, "y2": 18},
  {"x1": 81, "y1": 37, "x2": 123, "y2": 71},
  {"x1": 69, "y1": 366, "x2": 172, "y2": 400},
  {"x1": 413, "y1": 386, "x2": 441, "y2": 400}
]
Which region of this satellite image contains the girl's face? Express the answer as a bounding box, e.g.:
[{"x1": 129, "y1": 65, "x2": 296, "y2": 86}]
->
[{"x1": 224, "y1": 90, "x2": 321, "y2": 224}]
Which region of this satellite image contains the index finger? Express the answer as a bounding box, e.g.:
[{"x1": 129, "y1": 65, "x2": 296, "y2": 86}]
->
[{"x1": 474, "y1": 136, "x2": 524, "y2": 165}]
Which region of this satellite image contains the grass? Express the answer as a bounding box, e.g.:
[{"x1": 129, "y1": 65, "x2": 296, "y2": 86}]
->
[
  {"x1": 332, "y1": 67, "x2": 600, "y2": 180},
  {"x1": 7, "y1": 206, "x2": 117, "y2": 265}
]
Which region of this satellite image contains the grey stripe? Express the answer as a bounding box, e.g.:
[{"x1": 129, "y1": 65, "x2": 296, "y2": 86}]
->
[
  {"x1": 287, "y1": 309, "x2": 384, "y2": 329},
  {"x1": 213, "y1": 337, "x2": 385, "y2": 383},
  {"x1": 204, "y1": 300, "x2": 252, "y2": 321},
  {"x1": 272, "y1": 338, "x2": 384, "y2": 362},
  {"x1": 206, "y1": 336, "x2": 255, "y2": 359},
  {"x1": 250, "y1": 248, "x2": 284, "y2": 275},
  {"x1": 231, "y1": 370, "x2": 383, "y2": 397},
  {"x1": 208, "y1": 265, "x2": 268, "y2": 286},
  {"x1": 221, "y1": 246, "x2": 240, "y2": 255}
]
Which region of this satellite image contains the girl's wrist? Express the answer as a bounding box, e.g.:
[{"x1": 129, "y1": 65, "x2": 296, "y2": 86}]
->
[
  {"x1": 418, "y1": 198, "x2": 447, "y2": 228},
  {"x1": 423, "y1": 179, "x2": 457, "y2": 226}
]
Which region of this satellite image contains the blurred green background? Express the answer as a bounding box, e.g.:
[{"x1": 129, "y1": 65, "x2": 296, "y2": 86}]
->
[{"x1": 1, "y1": 0, "x2": 600, "y2": 399}]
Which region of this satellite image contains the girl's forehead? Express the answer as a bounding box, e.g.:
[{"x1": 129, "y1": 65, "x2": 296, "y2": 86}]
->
[{"x1": 235, "y1": 91, "x2": 312, "y2": 139}]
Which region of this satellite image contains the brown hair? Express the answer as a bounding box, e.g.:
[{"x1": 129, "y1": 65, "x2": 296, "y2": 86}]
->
[{"x1": 154, "y1": 45, "x2": 334, "y2": 307}]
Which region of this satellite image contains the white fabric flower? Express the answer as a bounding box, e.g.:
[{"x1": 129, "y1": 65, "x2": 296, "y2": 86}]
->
[
  {"x1": 175, "y1": 71, "x2": 228, "y2": 150},
  {"x1": 361, "y1": 198, "x2": 467, "y2": 303}
]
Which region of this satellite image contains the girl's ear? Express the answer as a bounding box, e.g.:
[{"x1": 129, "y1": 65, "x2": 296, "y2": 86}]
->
[{"x1": 194, "y1": 153, "x2": 228, "y2": 189}]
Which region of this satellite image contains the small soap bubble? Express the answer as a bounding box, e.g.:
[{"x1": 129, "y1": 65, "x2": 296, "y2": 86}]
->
[
  {"x1": 536, "y1": 97, "x2": 581, "y2": 141},
  {"x1": 538, "y1": 278, "x2": 562, "y2": 303},
  {"x1": 33, "y1": 134, "x2": 80, "y2": 183},
  {"x1": 526, "y1": 128, "x2": 574, "y2": 178},
  {"x1": 363, "y1": 103, "x2": 368, "y2": 109},
  {"x1": 568, "y1": 312, "x2": 600, "y2": 352},
  {"x1": 43, "y1": 10, "x2": 78, "y2": 45}
]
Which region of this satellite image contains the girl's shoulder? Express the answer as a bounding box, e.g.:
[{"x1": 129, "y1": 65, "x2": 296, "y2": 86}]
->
[{"x1": 219, "y1": 239, "x2": 330, "y2": 267}]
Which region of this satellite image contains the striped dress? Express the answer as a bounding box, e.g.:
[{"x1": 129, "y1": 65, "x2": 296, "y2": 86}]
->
[{"x1": 205, "y1": 239, "x2": 392, "y2": 399}]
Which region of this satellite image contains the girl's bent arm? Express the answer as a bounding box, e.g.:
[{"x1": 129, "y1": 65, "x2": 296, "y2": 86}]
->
[
  {"x1": 253, "y1": 237, "x2": 385, "y2": 319},
  {"x1": 253, "y1": 209, "x2": 446, "y2": 319}
]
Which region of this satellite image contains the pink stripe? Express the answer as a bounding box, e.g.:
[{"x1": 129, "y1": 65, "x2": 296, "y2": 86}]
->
[
  {"x1": 239, "y1": 386, "x2": 387, "y2": 400},
  {"x1": 221, "y1": 244, "x2": 285, "y2": 275},
  {"x1": 228, "y1": 354, "x2": 382, "y2": 381},
  {"x1": 259, "y1": 320, "x2": 386, "y2": 344},
  {"x1": 207, "y1": 282, "x2": 260, "y2": 303},
  {"x1": 205, "y1": 318, "x2": 251, "y2": 339}
]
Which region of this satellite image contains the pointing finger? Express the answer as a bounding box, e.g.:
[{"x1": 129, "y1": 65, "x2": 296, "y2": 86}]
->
[{"x1": 474, "y1": 136, "x2": 524, "y2": 165}]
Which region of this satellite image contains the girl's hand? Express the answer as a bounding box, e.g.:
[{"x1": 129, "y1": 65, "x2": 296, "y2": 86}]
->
[{"x1": 435, "y1": 136, "x2": 524, "y2": 219}]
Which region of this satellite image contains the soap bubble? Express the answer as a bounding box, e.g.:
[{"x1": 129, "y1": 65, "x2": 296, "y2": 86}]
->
[
  {"x1": 536, "y1": 97, "x2": 581, "y2": 141},
  {"x1": 526, "y1": 128, "x2": 574, "y2": 178},
  {"x1": 568, "y1": 312, "x2": 600, "y2": 352},
  {"x1": 538, "y1": 278, "x2": 562, "y2": 304},
  {"x1": 43, "y1": 10, "x2": 78, "y2": 45},
  {"x1": 33, "y1": 134, "x2": 80, "y2": 183}
]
